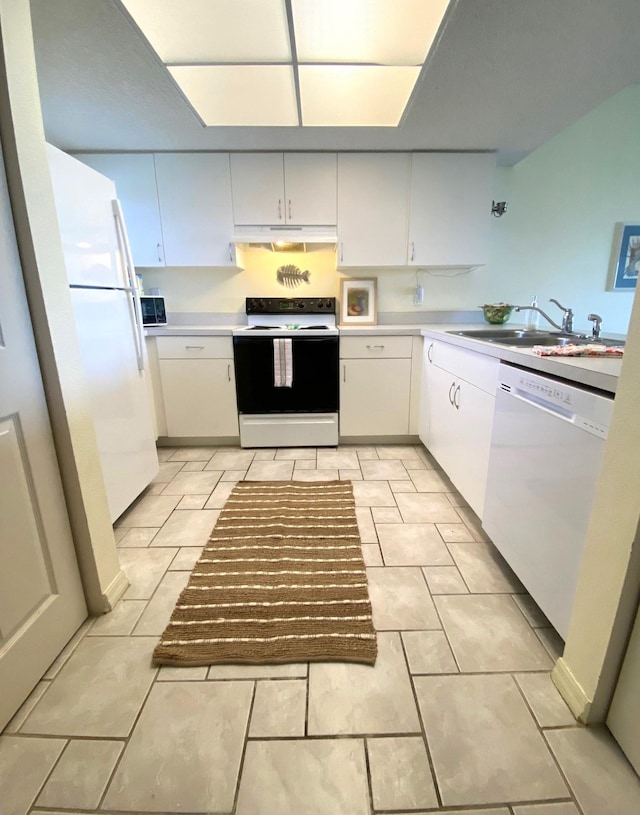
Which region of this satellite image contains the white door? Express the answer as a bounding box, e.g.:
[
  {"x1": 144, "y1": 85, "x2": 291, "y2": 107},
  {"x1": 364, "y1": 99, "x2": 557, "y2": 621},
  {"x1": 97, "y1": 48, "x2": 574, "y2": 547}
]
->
[
  {"x1": 284, "y1": 153, "x2": 337, "y2": 225},
  {"x1": 230, "y1": 153, "x2": 285, "y2": 225},
  {"x1": 340, "y1": 359, "x2": 411, "y2": 436},
  {"x1": 608, "y1": 606, "x2": 640, "y2": 774},
  {"x1": 0, "y1": 141, "x2": 87, "y2": 730}
]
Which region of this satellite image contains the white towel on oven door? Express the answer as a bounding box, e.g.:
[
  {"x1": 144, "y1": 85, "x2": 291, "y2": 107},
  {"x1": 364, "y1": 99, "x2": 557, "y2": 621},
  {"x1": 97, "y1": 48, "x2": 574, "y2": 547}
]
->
[{"x1": 273, "y1": 338, "x2": 293, "y2": 387}]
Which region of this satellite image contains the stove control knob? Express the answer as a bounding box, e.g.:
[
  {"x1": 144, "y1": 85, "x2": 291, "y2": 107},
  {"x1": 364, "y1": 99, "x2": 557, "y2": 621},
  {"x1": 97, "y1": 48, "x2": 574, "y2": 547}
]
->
[
  {"x1": 325, "y1": 299, "x2": 334, "y2": 310},
  {"x1": 317, "y1": 301, "x2": 324, "y2": 308},
  {"x1": 296, "y1": 300, "x2": 306, "y2": 310},
  {"x1": 257, "y1": 299, "x2": 266, "y2": 309}
]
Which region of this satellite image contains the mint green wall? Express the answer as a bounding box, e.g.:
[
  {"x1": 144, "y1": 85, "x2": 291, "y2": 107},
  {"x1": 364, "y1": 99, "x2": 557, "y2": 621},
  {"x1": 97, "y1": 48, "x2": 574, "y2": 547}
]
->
[{"x1": 486, "y1": 84, "x2": 640, "y2": 334}]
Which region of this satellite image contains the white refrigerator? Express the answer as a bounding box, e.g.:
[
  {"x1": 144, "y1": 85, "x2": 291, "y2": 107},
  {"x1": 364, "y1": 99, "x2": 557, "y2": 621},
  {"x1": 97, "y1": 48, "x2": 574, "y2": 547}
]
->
[{"x1": 47, "y1": 144, "x2": 159, "y2": 522}]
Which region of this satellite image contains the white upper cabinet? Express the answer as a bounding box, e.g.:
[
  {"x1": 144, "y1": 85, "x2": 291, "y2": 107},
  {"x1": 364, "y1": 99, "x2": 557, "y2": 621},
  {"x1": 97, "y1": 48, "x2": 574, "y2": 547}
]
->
[
  {"x1": 337, "y1": 153, "x2": 411, "y2": 268},
  {"x1": 408, "y1": 153, "x2": 495, "y2": 267},
  {"x1": 77, "y1": 153, "x2": 165, "y2": 267},
  {"x1": 230, "y1": 153, "x2": 337, "y2": 226},
  {"x1": 154, "y1": 153, "x2": 238, "y2": 267}
]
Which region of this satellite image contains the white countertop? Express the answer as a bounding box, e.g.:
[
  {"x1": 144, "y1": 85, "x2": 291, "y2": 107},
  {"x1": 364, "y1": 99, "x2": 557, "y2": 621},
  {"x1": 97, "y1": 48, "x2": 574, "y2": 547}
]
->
[{"x1": 146, "y1": 322, "x2": 622, "y2": 393}]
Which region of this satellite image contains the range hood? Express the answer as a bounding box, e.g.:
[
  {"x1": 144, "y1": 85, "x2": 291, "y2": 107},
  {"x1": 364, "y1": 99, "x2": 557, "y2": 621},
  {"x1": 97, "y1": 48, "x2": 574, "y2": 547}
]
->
[{"x1": 233, "y1": 225, "x2": 338, "y2": 252}]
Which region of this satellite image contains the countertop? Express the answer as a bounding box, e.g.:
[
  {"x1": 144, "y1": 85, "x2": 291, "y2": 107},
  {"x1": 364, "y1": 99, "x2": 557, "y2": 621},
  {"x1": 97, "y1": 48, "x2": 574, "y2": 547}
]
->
[{"x1": 146, "y1": 322, "x2": 622, "y2": 394}]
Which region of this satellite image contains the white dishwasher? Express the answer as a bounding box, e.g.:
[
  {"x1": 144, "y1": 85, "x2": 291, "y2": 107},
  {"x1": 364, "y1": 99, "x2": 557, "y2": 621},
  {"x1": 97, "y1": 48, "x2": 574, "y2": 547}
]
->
[{"x1": 482, "y1": 363, "x2": 614, "y2": 639}]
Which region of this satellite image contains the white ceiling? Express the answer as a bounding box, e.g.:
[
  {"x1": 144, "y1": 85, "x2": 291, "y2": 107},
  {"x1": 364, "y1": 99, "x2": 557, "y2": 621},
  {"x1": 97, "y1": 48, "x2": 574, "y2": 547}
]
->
[{"x1": 30, "y1": 0, "x2": 640, "y2": 165}]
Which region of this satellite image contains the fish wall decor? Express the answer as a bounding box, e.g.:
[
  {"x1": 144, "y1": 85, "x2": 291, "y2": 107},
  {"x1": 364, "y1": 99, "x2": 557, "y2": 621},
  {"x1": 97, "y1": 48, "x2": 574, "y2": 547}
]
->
[{"x1": 276, "y1": 264, "x2": 311, "y2": 288}]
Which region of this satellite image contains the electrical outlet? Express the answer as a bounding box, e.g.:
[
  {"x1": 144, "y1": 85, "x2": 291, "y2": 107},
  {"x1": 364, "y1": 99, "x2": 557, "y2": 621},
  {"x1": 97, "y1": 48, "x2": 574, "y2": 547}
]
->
[{"x1": 413, "y1": 285, "x2": 424, "y2": 306}]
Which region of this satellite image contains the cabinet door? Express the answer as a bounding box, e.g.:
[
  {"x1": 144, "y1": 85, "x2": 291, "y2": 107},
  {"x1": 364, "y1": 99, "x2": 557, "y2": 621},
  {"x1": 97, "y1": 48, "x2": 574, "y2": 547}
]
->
[
  {"x1": 284, "y1": 153, "x2": 337, "y2": 225},
  {"x1": 425, "y1": 361, "x2": 457, "y2": 476},
  {"x1": 154, "y1": 153, "x2": 236, "y2": 267},
  {"x1": 409, "y1": 153, "x2": 494, "y2": 267},
  {"x1": 76, "y1": 153, "x2": 165, "y2": 267},
  {"x1": 230, "y1": 153, "x2": 285, "y2": 225},
  {"x1": 419, "y1": 340, "x2": 435, "y2": 446},
  {"x1": 159, "y1": 358, "x2": 239, "y2": 437},
  {"x1": 340, "y1": 358, "x2": 411, "y2": 436},
  {"x1": 337, "y1": 154, "x2": 410, "y2": 267}
]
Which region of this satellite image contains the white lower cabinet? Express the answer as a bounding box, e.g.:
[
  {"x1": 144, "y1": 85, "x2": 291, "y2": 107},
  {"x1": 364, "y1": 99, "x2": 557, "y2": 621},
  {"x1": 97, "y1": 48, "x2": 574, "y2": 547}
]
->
[
  {"x1": 340, "y1": 336, "x2": 413, "y2": 437},
  {"x1": 421, "y1": 339, "x2": 499, "y2": 517},
  {"x1": 156, "y1": 337, "x2": 239, "y2": 438}
]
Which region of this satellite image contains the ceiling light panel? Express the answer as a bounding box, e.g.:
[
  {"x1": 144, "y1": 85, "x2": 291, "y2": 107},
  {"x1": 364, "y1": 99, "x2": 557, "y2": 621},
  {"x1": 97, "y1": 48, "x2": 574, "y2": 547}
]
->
[
  {"x1": 299, "y1": 65, "x2": 421, "y2": 126},
  {"x1": 169, "y1": 65, "x2": 298, "y2": 126},
  {"x1": 120, "y1": 0, "x2": 291, "y2": 63},
  {"x1": 292, "y1": 0, "x2": 451, "y2": 65}
]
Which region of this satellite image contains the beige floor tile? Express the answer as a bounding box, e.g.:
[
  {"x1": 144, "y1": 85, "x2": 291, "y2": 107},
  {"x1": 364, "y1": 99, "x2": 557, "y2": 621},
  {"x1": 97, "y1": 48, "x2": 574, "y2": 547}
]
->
[
  {"x1": 0, "y1": 736, "x2": 66, "y2": 815},
  {"x1": 275, "y1": 447, "x2": 317, "y2": 460},
  {"x1": 117, "y1": 527, "x2": 159, "y2": 547},
  {"x1": 362, "y1": 543, "x2": 384, "y2": 566},
  {"x1": 376, "y1": 445, "x2": 420, "y2": 460},
  {"x1": 445, "y1": 489, "x2": 469, "y2": 507},
  {"x1": 292, "y1": 468, "x2": 339, "y2": 481},
  {"x1": 372, "y1": 506, "x2": 403, "y2": 523},
  {"x1": 377, "y1": 523, "x2": 454, "y2": 566},
  {"x1": 176, "y1": 494, "x2": 207, "y2": 509},
  {"x1": 436, "y1": 522, "x2": 475, "y2": 542},
  {"x1": 221, "y1": 468, "x2": 247, "y2": 480},
  {"x1": 389, "y1": 479, "x2": 417, "y2": 493},
  {"x1": 316, "y1": 450, "x2": 360, "y2": 469},
  {"x1": 132, "y1": 571, "x2": 190, "y2": 636},
  {"x1": 536, "y1": 626, "x2": 565, "y2": 661},
  {"x1": 361, "y1": 459, "x2": 410, "y2": 481},
  {"x1": 207, "y1": 663, "x2": 308, "y2": 679},
  {"x1": 21, "y1": 637, "x2": 157, "y2": 737},
  {"x1": 161, "y1": 470, "x2": 222, "y2": 495},
  {"x1": 448, "y1": 541, "x2": 525, "y2": 593},
  {"x1": 103, "y1": 681, "x2": 253, "y2": 813},
  {"x1": 513, "y1": 804, "x2": 580, "y2": 815},
  {"x1": 351, "y1": 480, "x2": 397, "y2": 507},
  {"x1": 514, "y1": 672, "x2": 576, "y2": 727},
  {"x1": 157, "y1": 665, "x2": 208, "y2": 681},
  {"x1": 294, "y1": 459, "x2": 316, "y2": 469},
  {"x1": 118, "y1": 547, "x2": 177, "y2": 600},
  {"x1": 206, "y1": 450, "x2": 255, "y2": 470},
  {"x1": 168, "y1": 446, "x2": 217, "y2": 461},
  {"x1": 204, "y1": 481, "x2": 236, "y2": 508},
  {"x1": 435, "y1": 594, "x2": 553, "y2": 672},
  {"x1": 149, "y1": 509, "x2": 217, "y2": 547},
  {"x1": 308, "y1": 632, "x2": 420, "y2": 735},
  {"x1": 249, "y1": 680, "x2": 306, "y2": 737},
  {"x1": 87, "y1": 601, "x2": 146, "y2": 636},
  {"x1": 457, "y1": 504, "x2": 490, "y2": 540},
  {"x1": 236, "y1": 739, "x2": 370, "y2": 815},
  {"x1": 157, "y1": 447, "x2": 177, "y2": 461},
  {"x1": 401, "y1": 630, "x2": 458, "y2": 674},
  {"x1": 151, "y1": 461, "x2": 184, "y2": 483},
  {"x1": 410, "y1": 468, "x2": 455, "y2": 491},
  {"x1": 355, "y1": 507, "x2": 377, "y2": 543},
  {"x1": 245, "y1": 460, "x2": 294, "y2": 480},
  {"x1": 3, "y1": 681, "x2": 50, "y2": 733},
  {"x1": 113, "y1": 526, "x2": 128, "y2": 543},
  {"x1": 367, "y1": 736, "x2": 438, "y2": 810},
  {"x1": 145, "y1": 483, "x2": 166, "y2": 495},
  {"x1": 253, "y1": 449, "x2": 276, "y2": 460},
  {"x1": 43, "y1": 620, "x2": 93, "y2": 679},
  {"x1": 395, "y1": 492, "x2": 461, "y2": 523},
  {"x1": 340, "y1": 468, "x2": 362, "y2": 480},
  {"x1": 368, "y1": 566, "x2": 441, "y2": 630},
  {"x1": 36, "y1": 739, "x2": 123, "y2": 810},
  {"x1": 423, "y1": 565, "x2": 469, "y2": 594},
  {"x1": 513, "y1": 593, "x2": 551, "y2": 628},
  {"x1": 415, "y1": 673, "x2": 568, "y2": 807},
  {"x1": 546, "y1": 726, "x2": 640, "y2": 815},
  {"x1": 180, "y1": 460, "x2": 207, "y2": 472},
  {"x1": 403, "y1": 458, "x2": 427, "y2": 470},
  {"x1": 356, "y1": 447, "x2": 379, "y2": 460},
  {"x1": 169, "y1": 546, "x2": 203, "y2": 570},
  {"x1": 116, "y1": 494, "x2": 181, "y2": 527}
]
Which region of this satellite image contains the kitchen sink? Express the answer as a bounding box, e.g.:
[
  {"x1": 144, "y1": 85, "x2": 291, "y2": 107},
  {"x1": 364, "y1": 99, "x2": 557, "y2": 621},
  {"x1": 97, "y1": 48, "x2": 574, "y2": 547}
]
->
[{"x1": 446, "y1": 329, "x2": 625, "y2": 348}]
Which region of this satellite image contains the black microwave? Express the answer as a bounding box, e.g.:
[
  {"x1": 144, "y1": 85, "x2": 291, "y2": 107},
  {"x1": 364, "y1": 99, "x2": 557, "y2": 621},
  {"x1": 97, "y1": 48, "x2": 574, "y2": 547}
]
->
[{"x1": 140, "y1": 296, "x2": 167, "y2": 326}]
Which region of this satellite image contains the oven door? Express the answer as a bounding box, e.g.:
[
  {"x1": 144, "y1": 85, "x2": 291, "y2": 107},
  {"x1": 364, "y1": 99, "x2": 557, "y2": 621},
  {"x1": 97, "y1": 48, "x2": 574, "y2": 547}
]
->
[{"x1": 233, "y1": 335, "x2": 339, "y2": 413}]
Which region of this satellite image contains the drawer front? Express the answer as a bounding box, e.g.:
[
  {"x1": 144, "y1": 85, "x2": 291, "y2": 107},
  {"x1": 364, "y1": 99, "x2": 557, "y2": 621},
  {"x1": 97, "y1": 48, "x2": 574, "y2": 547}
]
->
[
  {"x1": 427, "y1": 339, "x2": 499, "y2": 395},
  {"x1": 340, "y1": 335, "x2": 413, "y2": 359},
  {"x1": 156, "y1": 336, "x2": 233, "y2": 359}
]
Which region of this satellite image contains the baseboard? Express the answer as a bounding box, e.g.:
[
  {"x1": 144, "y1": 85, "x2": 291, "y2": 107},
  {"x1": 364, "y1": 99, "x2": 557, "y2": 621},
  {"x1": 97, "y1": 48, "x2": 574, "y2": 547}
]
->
[
  {"x1": 552, "y1": 657, "x2": 592, "y2": 723},
  {"x1": 101, "y1": 569, "x2": 130, "y2": 613},
  {"x1": 157, "y1": 436, "x2": 240, "y2": 447},
  {"x1": 339, "y1": 435, "x2": 420, "y2": 445}
]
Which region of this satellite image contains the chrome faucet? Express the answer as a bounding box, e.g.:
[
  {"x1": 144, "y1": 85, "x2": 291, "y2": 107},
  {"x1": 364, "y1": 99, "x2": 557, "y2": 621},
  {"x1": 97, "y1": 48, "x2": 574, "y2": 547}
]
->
[
  {"x1": 588, "y1": 313, "x2": 602, "y2": 339},
  {"x1": 514, "y1": 298, "x2": 574, "y2": 333}
]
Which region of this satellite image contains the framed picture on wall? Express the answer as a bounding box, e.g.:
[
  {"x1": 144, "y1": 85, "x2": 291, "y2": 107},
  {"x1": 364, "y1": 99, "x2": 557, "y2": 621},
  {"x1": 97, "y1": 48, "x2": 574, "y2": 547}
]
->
[
  {"x1": 607, "y1": 223, "x2": 640, "y2": 291},
  {"x1": 339, "y1": 278, "x2": 377, "y2": 325}
]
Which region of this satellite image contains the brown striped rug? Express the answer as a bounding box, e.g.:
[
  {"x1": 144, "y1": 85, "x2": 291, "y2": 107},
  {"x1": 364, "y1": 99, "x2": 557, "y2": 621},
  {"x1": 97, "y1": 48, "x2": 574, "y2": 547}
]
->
[{"x1": 152, "y1": 480, "x2": 377, "y2": 667}]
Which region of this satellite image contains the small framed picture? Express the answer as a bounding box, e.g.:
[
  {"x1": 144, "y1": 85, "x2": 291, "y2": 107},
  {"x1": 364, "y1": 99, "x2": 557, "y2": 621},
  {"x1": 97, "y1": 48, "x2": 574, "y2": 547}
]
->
[
  {"x1": 607, "y1": 223, "x2": 640, "y2": 291},
  {"x1": 339, "y1": 278, "x2": 378, "y2": 325}
]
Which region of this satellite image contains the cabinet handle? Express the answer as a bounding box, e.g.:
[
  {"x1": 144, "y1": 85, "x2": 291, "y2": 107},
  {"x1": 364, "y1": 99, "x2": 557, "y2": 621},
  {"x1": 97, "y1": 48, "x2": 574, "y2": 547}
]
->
[
  {"x1": 410, "y1": 241, "x2": 415, "y2": 262},
  {"x1": 453, "y1": 384, "x2": 461, "y2": 410},
  {"x1": 288, "y1": 199, "x2": 292, "y2": 220},
  {"x1": 278, "y1": 199, "x2": 282, "y2": 220},
  {"x1": 185, "y1": 345, "x2": 204, "y2": 351},
  {"x1": 227, "y1": 363, "x2": 231, "y2": 382},
  {"x1": 448, "y1": 381, "x2": 456, "y2": 405},
  {"x1": 366, "y1": 344, "x2": 385, "y2": 350},
  {"x1": 228, "y1": 243, "x2": 233, "y2": 262},
  {"x1": 343, "y1": 364, "x2": 346, "y2": 383},
  {"x1": 157, "y1": 242, "x2": 163, "y2": 263},
  {"x1": 340, "y1": 242, "x2": 344, "y2": 263},
  {"x1": 427, "y1": 342, "x2": 433, "y2": 363}
]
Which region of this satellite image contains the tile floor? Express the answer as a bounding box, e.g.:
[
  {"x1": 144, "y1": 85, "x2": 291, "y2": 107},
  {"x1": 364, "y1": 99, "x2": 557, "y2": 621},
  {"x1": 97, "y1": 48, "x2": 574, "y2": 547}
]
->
[{"x1": 3, "y1": 444, "x2": 640, "y2": 815}]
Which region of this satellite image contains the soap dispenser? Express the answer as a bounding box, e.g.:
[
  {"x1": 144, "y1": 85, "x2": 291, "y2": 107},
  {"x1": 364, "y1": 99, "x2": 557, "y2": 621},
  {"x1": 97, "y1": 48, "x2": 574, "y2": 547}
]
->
[{"x1": 524, "y1": 295, "x2": 539, "y2": 331}]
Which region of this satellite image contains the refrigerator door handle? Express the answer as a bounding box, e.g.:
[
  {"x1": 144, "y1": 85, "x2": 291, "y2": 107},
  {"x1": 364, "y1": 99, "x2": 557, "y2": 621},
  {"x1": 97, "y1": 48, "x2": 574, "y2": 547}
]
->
[{"x1": 112, "y1": 199, "x2": 145, "y2": 372}]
